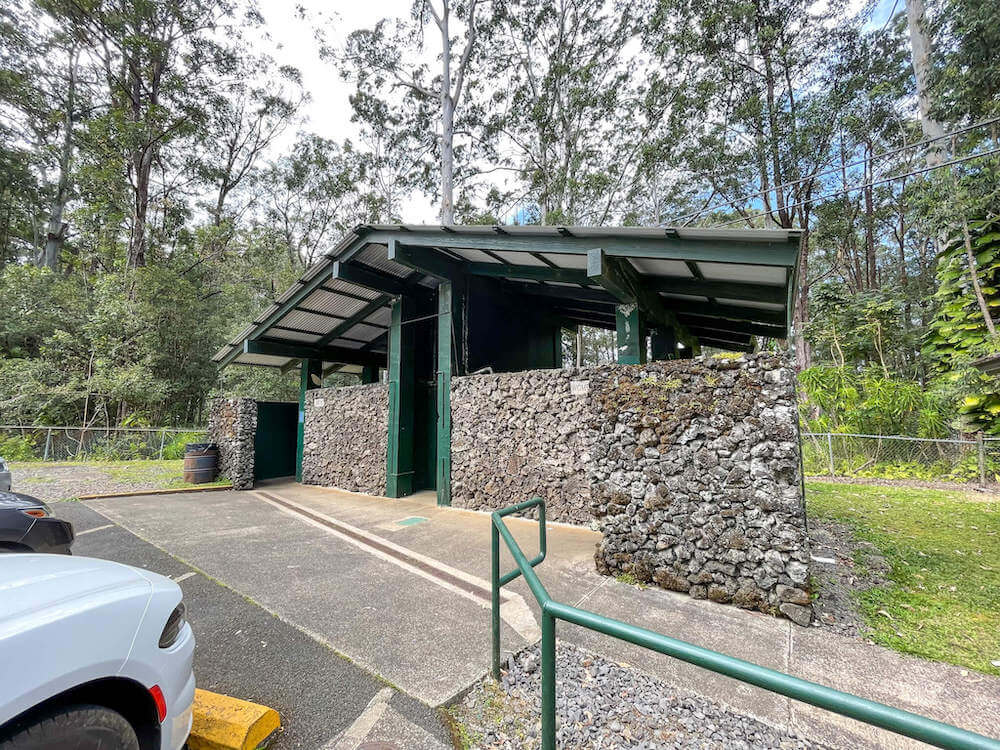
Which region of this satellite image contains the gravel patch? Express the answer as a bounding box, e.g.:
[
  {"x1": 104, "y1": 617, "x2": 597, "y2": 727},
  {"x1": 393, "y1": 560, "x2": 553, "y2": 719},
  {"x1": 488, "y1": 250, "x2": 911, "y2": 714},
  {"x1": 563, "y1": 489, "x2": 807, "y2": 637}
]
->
[
  {"x1": 808, "y1": 518, "x2": 890, "y2": 638},
  {"x1": 7, "y1": 462, "x2": 188, "y2": 502},
  {"x1": 451, "y1": 642, "x2": 830, "y2": 749}
]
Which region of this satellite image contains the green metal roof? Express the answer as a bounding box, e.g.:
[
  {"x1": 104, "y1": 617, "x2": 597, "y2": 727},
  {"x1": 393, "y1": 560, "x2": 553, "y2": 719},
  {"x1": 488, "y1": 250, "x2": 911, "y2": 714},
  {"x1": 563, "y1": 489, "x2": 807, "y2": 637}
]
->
[{"x1": 212, "y1": 223, "x2": 803, "y2": 370}]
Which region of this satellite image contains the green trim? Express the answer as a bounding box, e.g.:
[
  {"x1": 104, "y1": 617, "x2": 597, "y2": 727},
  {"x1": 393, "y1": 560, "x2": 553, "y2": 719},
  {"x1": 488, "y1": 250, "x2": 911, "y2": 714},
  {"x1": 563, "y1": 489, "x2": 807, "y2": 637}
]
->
[
  {"x1": 386, "y1": 298, "x2": 415, "y2": 498},
  {"x1": 364, "y1": 229, "x2": 800, "y2": 267},
  {"x1": 647, "y1": 277, "x2": 786, "y2": 304},
  {"x1": 467, "y1": 262, "x2": 588, "y2": 284},
  {"x1": 331, "y1": 260, "x2": 413, "y2": 295},
  {"x1": 615, "y1": 304, "x2": 646, "y2": 364},
  {"x1": 680, "y1": 317, "x2": 785, "y2": 338},
  {"x1": 589, "y1": 248, "x2": 697, "y2": 349},
  {"x1": 665, "y1": 299, "x2": 786, "y2": 326},
  {"x1": 296, "y1": 359, "x2": 322, "y2": 482},
  {"x1": 436, "y1": 282, "x2": 454, "y2": 506},
  {"x1": 388, "y1": 239, "x2": 462, "y2": 280},
  {"x1": 244, "y1": 338, "x2": 384, "y2": 368}
]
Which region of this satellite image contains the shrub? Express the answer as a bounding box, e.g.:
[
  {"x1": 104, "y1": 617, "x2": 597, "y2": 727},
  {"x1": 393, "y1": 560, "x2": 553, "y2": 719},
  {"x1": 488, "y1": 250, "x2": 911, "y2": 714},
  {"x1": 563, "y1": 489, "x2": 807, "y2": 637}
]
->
[
  {"x1": 162, "y1": 431, "x2": 207, "y2": 460},
  {"x1": 0, "y1": 435, "x2": 38, "y2": 461}
]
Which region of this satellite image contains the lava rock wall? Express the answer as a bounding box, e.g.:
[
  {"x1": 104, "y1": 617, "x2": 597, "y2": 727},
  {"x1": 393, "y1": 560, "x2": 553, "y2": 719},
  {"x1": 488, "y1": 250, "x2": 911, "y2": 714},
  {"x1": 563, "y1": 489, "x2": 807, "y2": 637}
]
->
[
  {"x1": 301, "y1": 383, "x2": 389, "y2": 494},
  {"x1": 450, "y1": 353, "x2": 812, "y2": 623},
  {"x1": 207, "y1": 397, "x2": 257, "y2": 490}
]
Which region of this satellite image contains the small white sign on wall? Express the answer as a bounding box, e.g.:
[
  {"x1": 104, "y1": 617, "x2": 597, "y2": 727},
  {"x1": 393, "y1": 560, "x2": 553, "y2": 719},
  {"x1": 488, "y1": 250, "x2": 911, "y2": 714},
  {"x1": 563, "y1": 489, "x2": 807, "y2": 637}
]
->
[
  {"x1": 570, "y1": 380, "x2": 590, "y2": 396},
  {"x1": 314, "y1": 398, "x2": 325, "y2": 407}
]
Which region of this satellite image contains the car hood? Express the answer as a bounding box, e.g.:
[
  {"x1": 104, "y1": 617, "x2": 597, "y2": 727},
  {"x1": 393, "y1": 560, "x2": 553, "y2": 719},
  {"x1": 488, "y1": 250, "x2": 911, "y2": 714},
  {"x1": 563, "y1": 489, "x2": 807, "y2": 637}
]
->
[
  {"x1": 0, "y1": 492, "x2": 46, "y2": 511},
  {"x1": 0, "y1": 554, "x2": 156, "y2": 626}
]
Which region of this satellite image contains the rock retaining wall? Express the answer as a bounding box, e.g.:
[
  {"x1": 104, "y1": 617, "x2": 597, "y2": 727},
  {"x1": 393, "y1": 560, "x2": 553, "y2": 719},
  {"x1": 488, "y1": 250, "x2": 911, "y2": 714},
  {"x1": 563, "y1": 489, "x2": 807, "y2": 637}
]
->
[
  {"x1": 207, "y1": 397, "x2": 257, "y2": 490},
  {"x1": 450, "y1": 353, "x2": 812, "y2": 623},
  {"x1": 301, "y1": 383, "x2": 388, "y2": 494}
]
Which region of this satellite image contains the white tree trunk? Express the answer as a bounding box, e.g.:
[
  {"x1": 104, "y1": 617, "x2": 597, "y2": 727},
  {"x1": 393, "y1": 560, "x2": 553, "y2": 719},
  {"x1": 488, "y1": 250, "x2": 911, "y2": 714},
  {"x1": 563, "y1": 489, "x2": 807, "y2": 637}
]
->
[
  {"x1": 438, "y1": 2, "x2": 455, "y2": 224},
  {"x1": 905, "y1": 0, "x2": 945, "y2": 162}
]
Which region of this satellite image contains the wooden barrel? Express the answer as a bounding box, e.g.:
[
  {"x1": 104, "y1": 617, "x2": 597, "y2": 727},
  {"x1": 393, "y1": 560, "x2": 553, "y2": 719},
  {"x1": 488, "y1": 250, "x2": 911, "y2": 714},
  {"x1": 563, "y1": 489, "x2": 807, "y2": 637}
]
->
[{"x1": 183, "y1": 443, "x2": 218, "y2": 484}]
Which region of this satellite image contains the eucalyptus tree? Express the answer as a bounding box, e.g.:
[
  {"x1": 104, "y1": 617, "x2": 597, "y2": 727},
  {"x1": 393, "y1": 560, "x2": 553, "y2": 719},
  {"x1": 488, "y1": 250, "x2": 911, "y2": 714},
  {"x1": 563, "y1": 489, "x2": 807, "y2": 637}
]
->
[
  {"x1": 40, "y1": 0, "x2": 250, "y2": 269},
  {"x1": 475, "y1": 0, "x2": 646, "y2": 225},
  {"x1": 639, "y1": 0, "x2": 855, "y2": 369},
  {"x1": 340, "y1": 0, "x2": 488, "y2": 223}
]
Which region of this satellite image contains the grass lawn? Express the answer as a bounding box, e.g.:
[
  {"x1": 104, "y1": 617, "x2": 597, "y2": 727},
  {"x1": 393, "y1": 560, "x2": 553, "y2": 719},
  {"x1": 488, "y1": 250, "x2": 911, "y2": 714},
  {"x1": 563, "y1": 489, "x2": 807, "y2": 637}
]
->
[
  {"x1": 806, "y1": 481, "x2": 999, "y2": 675},
  {"x1": 8, "y1": 459, "x2": 230, "y2": 498}
]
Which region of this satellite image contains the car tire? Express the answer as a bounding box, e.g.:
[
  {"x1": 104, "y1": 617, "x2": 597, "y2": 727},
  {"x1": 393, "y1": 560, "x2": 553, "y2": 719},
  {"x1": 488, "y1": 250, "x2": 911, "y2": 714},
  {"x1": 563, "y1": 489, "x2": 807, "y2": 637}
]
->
[{"x1": 0, "y1": 704, "x2": 140, "y2": 750}]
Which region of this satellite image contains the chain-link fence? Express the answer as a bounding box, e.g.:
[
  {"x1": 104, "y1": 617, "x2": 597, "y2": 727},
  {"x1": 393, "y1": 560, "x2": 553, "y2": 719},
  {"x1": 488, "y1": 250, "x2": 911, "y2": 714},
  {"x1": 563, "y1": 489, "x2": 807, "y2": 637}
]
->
[
  {"x1": 0, "y1": 425, "x2": 208, "y2": 462},
  {"x1": 801, "y1": 431, "x2": 1000, "y2": 484}
]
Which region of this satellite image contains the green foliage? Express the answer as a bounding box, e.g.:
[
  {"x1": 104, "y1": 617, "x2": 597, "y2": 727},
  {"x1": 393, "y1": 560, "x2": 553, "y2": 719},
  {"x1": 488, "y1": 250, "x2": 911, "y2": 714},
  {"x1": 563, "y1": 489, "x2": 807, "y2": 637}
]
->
[
  {"x1": 798, "y1": 366, "x2": 950, "y2": 436},
  {"x1": 926, "y1": 217, "x2": 1000, "y2": 433},
  {"x1": 0, "y1": 434, "x2": 38, "y2": 461},
  {"x1": 162, "y1": 431, "x2": 207, "y2": 460}
]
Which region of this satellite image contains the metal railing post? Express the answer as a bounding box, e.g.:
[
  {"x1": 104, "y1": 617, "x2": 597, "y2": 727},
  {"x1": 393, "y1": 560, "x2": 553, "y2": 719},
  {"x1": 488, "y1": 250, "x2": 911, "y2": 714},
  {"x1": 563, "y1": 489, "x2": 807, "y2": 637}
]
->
[
  {"x1": 827, "y1": 432, "x2": 835, "y2": 476},
  {"x1": 158, "y1": 429, "x2": 167, "y2": 461},
  {"x1": 490, "y1": 497, "x2": 1000, "y2": 750},
  {"x1": 541, "y1": 609, "x2": 556, "y2": 750},
  {"x1": 977, "y1": 432, "x2": 986, "y2": 485},
  {"x1": 43, "y1": 428, "x2": 52, "y2": 461},
  {"x1": 491, "y1": 519, "x2": 501, "y2": 681}
]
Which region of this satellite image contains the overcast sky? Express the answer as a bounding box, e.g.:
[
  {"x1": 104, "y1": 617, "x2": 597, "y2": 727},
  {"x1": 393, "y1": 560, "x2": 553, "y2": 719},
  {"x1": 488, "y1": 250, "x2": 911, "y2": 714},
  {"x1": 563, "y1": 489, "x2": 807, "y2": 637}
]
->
[
  {"x1": 252, "y1": 0, "x2": 902, "y2": 224},
  {"x1": 255, "y1": 0, "x2": 440, "y2": 221}
]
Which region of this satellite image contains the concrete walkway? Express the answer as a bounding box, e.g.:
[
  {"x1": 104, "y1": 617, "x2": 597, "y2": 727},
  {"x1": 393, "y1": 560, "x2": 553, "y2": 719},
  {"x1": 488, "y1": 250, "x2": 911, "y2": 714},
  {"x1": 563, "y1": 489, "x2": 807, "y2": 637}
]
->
[{"x1": 86, "y1": 482, "x2": 1000, "y2": 749}]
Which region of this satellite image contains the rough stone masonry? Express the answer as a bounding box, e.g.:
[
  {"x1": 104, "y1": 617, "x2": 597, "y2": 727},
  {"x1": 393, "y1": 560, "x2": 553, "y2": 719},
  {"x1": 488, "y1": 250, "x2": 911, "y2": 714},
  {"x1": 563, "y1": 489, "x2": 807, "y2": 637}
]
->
[
  {"x1": 207, "y1": 397, "x2": 256, "y2": 490},
  {"x1": 450, "y1": 353, "x2": 812, "y2": 624},
  {"x1": 301, "y1": 383, "x2": 389, "y2": 495}
]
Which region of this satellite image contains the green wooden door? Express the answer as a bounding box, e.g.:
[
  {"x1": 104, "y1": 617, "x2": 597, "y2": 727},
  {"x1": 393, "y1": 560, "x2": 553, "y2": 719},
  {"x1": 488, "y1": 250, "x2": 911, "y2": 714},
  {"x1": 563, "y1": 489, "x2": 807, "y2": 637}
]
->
[{"x1": 254, "y1": 401, "x2": 298, "y2": 481}]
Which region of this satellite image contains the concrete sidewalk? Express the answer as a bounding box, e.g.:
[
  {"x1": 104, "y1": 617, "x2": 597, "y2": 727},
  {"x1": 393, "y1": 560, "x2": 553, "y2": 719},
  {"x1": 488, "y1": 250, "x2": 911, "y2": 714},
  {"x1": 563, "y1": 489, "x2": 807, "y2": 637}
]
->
[{"x1": 87, "y1": 482, "x2": 1000, "y2": 749}]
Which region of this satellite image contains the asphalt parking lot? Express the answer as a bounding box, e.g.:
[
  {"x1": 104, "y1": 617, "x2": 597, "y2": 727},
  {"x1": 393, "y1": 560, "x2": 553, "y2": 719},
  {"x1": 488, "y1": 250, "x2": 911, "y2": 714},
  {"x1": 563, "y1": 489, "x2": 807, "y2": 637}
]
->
[{"x1": 55, "y1": 501, "x2": 452, "y2": 749}]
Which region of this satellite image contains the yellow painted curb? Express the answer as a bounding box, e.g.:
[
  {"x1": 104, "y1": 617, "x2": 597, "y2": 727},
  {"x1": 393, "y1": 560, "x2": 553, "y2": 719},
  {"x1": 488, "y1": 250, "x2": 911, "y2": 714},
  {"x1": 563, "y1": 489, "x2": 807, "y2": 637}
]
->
[
  {"x1": 188, "y1": 689, "x2": 280, "y2": 750},
  {"x1": 76, "y1": 484, "x2": 233, "y2": 500}
]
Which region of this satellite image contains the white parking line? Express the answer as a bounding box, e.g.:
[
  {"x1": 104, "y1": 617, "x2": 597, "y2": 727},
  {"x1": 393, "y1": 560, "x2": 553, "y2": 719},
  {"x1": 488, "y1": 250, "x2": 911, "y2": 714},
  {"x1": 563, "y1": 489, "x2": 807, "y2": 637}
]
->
[
  {"x1": 322, "y1": 687, "x2": 394, "y2": 750},
  {"x1": 75, "y1": 523, "x2": 114, "y2": 536},
  {"x1": 172, "y1": 571, "x2": 197, "y2": 583}
]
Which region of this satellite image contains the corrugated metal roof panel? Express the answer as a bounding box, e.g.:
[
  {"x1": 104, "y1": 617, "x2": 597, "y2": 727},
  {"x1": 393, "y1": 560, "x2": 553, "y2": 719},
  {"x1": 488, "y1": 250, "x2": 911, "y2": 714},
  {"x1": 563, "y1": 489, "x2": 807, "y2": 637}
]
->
[
  {"x1": 628, "y1": 258, "x2": 693, "y2": 277},
  {"x1": 344, "y1": 323, "x2": 386, "y2": 342},
  {"x1": 279, "y1": 310, "x2": 339, "y2": 333},
  {"x1": 324, "y1": 279, "x2": 381, "y2": 300},
  {"x1": 300, "y1": 289, "x2": 369, "y2": 318},
  {"x1": 696, "y1": 262, "x2": 786, "y2": 285}
]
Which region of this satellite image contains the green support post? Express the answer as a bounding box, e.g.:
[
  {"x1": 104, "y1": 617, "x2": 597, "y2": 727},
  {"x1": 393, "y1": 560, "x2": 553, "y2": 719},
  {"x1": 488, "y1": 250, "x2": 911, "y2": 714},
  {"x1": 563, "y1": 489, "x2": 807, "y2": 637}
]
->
[
  {"x1": 360, "y1": 364, "x2": 379, "y2": 384},
  {"x1": 386, "y1": 297, "x2": 415, "y2": 497},
  {"x1": 296, "y1": 358, "x2": 323, "y2": 482},
  {"x1": 650, "y1": 327, "x2": 676, "y2": 361},
  {"x1": 615, "y1": 304, "x2": 646, "y2": 364},
  {"x1": 540, "y1": 611, "x2": 556, "y2": 750},
  {"x1": 436, "y1": 281, "x2": 455, "y2": 506}
]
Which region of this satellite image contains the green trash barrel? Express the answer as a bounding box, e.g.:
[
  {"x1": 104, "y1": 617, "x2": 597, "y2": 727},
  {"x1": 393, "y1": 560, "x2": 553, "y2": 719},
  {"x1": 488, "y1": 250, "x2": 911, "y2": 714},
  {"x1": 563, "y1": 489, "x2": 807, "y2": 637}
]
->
[{"x1": 183, "y1": 443, "x2": 218, "y2": 484}]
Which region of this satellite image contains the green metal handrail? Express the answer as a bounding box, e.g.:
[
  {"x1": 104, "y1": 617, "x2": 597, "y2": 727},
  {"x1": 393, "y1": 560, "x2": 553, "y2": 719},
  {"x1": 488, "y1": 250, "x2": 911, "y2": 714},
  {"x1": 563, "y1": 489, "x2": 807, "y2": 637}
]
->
[{"x1": 490, "y1": 497, "x2": 1000, "y2": 750}]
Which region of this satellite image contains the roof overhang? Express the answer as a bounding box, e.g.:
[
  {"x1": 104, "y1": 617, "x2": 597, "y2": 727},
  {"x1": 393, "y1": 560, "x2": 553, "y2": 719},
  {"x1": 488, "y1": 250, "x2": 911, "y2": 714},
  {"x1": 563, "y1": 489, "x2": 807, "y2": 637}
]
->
[{"x1": 213, "y1": 223, "x2": 803, "y2": 369}]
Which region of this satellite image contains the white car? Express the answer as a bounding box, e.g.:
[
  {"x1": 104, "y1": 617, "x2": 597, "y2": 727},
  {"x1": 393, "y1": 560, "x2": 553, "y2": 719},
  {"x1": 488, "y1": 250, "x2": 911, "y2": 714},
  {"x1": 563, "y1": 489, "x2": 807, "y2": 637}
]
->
[{"x1": 0, "y1": 554, "x2": 195, "y2": 750}]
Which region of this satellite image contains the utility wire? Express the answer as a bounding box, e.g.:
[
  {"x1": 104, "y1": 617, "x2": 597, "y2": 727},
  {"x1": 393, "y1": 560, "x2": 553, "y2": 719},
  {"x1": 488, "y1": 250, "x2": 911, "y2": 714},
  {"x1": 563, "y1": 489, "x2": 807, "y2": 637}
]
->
[
  {"x1": 708, "y1": 146, "x2": 1000, "y2": 228},
  {"x1": 666, "y1": 116, "x2": 1000, "y2": 226}
]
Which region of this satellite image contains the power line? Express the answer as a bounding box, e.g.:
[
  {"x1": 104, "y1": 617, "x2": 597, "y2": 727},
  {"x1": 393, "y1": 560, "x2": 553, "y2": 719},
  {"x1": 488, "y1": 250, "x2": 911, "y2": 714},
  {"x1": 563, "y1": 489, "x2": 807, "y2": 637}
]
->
[
  {"x1": 666, "y1": 116, "x2": 1000, "y2": 226},
  {"x1": 708, "y1": 146, "x2": 1000, "y2": 228}
]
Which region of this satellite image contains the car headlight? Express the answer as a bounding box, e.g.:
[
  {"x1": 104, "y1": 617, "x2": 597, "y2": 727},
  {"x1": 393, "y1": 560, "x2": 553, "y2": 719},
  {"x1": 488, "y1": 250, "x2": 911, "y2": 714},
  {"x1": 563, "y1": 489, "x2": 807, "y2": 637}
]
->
[{"x1": 159, "y1": 602, "x2": 187, "y2": 648}]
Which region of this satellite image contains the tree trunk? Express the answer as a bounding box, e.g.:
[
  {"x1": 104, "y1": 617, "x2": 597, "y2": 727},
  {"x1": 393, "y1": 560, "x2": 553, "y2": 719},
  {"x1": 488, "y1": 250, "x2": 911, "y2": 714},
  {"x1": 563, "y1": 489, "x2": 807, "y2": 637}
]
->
[
  {"x1": 905, "y1": 0, "x2": 946, "y2": 162},
  {"x1": 794, "y1": 231, "x2": 811, "y2": 371},
  {"x1": 43, "y1": 47, "x2": 78, "y2": 272},
  {"x1": 438, "y1": 3, "x2": 455, "y2": 224}
]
